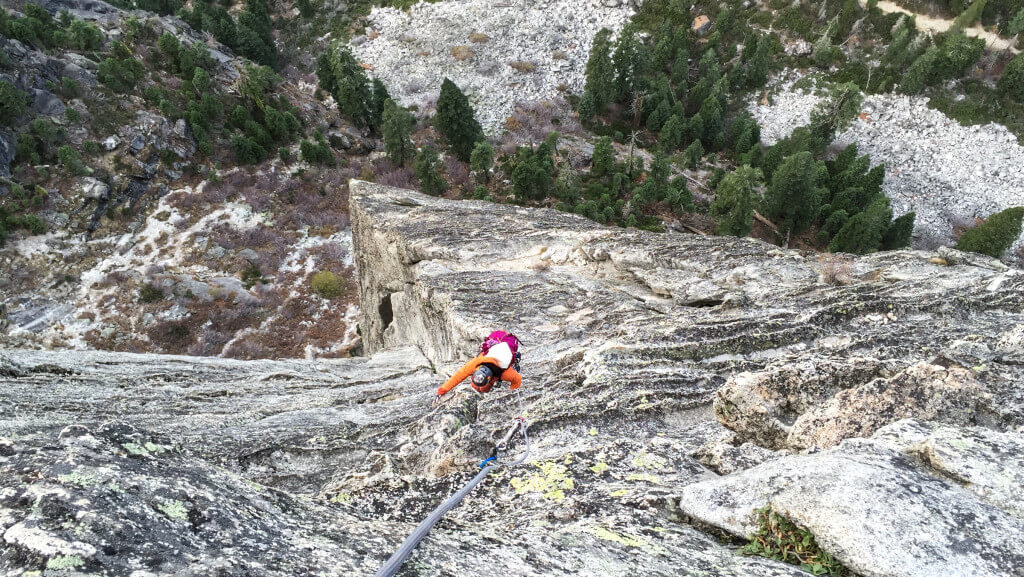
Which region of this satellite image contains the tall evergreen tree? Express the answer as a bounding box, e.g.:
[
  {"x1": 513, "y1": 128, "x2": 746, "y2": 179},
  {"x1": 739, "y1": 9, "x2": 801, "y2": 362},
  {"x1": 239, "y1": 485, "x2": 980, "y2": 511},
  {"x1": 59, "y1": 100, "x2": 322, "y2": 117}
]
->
[
  {"x1": 435, "y1": 78, "x2": 484, "y2": 162},
  {"x1": 370, "y1": 78, "x2": 391, "y2": 132},
  {"x1": 592, "y1": 136, "x2": 615, "y2": 177},
  {"x1": 612, "y1": 26, "x2": 647, "y2": 102},
  {"x1": 999, "y1": 51, "x2": 1024, "y2": 101},
  {"x1": 634, "y1": 152, "x2": 670, "y2": 208},
  {"x1": 710, "y1": 166, "x2": 762, "y2": 237},
  {"x1": 659, "y1": 114, "x2": 684, "y2": 152},
  {"x1": 583, "y1": 28, "x2": 615, "y2": 112},
  {"x1": 764, "y1": 152, "x2": 827, "y2": 238},
  {"x1": 381, "y1": 99, "x2": 415, "y2": 166}
]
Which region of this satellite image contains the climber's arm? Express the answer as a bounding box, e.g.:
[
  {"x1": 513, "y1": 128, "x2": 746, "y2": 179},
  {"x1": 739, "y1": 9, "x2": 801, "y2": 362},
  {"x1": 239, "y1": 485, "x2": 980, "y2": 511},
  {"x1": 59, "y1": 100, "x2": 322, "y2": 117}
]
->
[
  {"x1": 502, "y1": 367, "x2": 522, "y2": 390},
  {"x1": 437, "y1": 357, "x2": 482, "y2": 396}
]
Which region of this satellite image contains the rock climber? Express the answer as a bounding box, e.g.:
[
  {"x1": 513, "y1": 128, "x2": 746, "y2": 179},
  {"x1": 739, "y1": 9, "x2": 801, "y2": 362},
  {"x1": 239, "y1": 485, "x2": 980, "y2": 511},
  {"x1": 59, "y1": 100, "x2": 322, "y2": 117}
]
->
[{"x1": 433, "y1": 331, "x2": 522, "y2": 405}]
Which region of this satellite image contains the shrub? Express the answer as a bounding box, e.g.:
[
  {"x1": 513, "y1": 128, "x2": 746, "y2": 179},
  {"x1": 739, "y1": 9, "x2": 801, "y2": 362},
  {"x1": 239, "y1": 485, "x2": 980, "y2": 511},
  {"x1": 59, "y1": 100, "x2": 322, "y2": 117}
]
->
[
  {"x1": 311, "y1": 270, "x2": 345, "y2": 298},
  {"x1": 97, "y1": 44, "x2": 144, "y2": 93},
  {"x1": 955, "y1": 206, "x2": 1024, "y2": 258},
  {"x1": 300, "y1": 137, "x2": 335, "y2": 166},
  {"x1": 66, "y1": 19, "x2": 104, "y2": 51},
  {"x1": 57, "y1": 145, "x2": 89, "y2": 176},
  {"x1": 138, "y1": 283, "x2": 165, "y2": 303},
  {"x1": 0, "y1": 80, "x2": 27, "y2": 125}
]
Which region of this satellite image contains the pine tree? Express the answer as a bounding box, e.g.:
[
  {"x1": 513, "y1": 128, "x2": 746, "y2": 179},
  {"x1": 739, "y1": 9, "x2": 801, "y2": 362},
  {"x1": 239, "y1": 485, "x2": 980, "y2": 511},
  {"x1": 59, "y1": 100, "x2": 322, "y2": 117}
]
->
[
  {"x1": 682, "y1": 139, "x2": 703, "y2": 169},
  {"x1": 746, "y1": 35, "x2": 771, "y2": 89},
  {"x1": 435, "y1": 78, "x2": 484, "y2": 162},
  {"x1": 881, "y1": 211, "x2": 915, "y2": 250},
  {"x1": 470, "y1": 140, "x2": 494, "y2": 183},
  {"x1": 646, "y1": 98, "x2": 671, "y2": 132},
  {"x1": 612, "y1": 26, "x2": 647, "y2": 102},
  {"x1": 592, "y1": 136, "x2": 614, "y2": 177},
  {"x1": 381, "y1": 99, "x2": 416, "y2": 166},
  {"x1": 414, "y1": 145, "x2": 448, "y2": 196},
  {"x1": 659, "y1": 114, "x2": 684, "y2": 152},
  {"x1": 325, "y1": 45, "x2": 373, "y2": 128},
  {"x1": 370, "y1": 78, "x2": 391, "y2": 132},
  {"x1": 710, "y1": 166, "x2": 762, "y2": 237},
  {"x1": 764, "y1": 152, "x2": 827, "y2": 238},
  {"x1": 828, "y1": 196, "x2": 892, "y2": 254},
  {"x1": 296, "y1": 0, "x2": 315, "y2": 18},
  {"x1": 998, "y1": 51, "x2": 1024, "y2": 101},
  {"x1": 697, "y1": 95, "x2": 723, "y2": 150},
  {"x1": 956, "y1": 206, "x2": 1024, "y2": 258},
  {"x1": 577, "y1": 89, "x2": 597, "y2": 122},
  {"x1": 838, "y1": 0, "x2": 860, "y2": 38},
  {"x1": 583, "y1": 28, "x2": 615, "y2": 112},
  {"x1": 634, "y1": 152, "x2": 670, "y2": 208}
]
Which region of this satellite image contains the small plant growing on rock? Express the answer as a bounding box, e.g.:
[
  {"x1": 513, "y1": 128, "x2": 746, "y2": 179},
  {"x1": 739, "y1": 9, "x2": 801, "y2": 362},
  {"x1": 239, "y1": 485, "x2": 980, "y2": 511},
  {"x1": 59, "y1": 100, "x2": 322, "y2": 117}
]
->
[
  {"x1": 138, "y1": 283, "x2": 165, "y2": 303},
  {"x1": 311, "y1": 271, "x2": 345, "y2": 299},
  {"x1": 741, "y1": 506, "x2": 846, "y2": 576}
]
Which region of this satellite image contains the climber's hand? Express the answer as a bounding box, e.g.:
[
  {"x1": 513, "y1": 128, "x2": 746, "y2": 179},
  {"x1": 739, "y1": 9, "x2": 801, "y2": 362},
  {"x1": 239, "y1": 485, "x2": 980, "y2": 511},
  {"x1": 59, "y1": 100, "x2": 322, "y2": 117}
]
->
[
  {"x1": 432, "y1": 394, "x2": 443, "y2": 407},
  {"x1": 509, "y1": 381, "x2": 521, "y2": 391}
]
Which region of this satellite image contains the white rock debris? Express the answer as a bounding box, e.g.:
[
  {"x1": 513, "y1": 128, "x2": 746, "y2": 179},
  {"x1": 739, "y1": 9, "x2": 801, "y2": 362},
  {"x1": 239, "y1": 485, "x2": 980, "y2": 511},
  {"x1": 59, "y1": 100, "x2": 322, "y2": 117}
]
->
[
  {"x1": 350, "y1": 0, "x2": 638, "y2": 133},
  {"x1": 750, "y1": 74, "x2": 1024, "y2": 254}
]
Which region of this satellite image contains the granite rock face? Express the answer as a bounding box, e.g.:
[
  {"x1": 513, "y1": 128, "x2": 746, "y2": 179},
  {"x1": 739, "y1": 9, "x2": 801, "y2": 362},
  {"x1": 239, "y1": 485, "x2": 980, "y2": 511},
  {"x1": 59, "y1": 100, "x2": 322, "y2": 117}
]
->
[{"x1": 4, "y1": 181, "x2": 1024, "y2": 576}]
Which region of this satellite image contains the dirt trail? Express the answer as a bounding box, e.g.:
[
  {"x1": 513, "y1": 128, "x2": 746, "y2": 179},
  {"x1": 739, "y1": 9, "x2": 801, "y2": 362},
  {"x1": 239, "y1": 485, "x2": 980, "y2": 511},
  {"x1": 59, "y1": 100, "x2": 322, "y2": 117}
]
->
[{"x1": 865, "y1": 0, "x2": 1019, "y2": 53}]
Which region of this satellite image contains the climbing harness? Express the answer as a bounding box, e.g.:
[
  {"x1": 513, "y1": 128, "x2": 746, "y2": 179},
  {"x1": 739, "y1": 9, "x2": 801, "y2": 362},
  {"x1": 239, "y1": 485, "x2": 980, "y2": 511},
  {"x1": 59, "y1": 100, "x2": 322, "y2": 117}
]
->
[{"x1": 371, "y1": 389, "x2": 531, "y2": 577}]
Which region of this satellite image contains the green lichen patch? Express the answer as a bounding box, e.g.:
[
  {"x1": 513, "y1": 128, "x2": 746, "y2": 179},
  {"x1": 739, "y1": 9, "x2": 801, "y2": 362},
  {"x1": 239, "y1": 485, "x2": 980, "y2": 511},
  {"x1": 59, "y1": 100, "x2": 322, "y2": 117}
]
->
[
  {"x1": 45, "y1": 555, "x2": 85, "y2": 570},
  {"x1": 121, "y1": 442, "x2": 150, "y2": 457},
  {"x1": 510, "y1": 459, "x2": 575, "y2": 502},
  {"x1": 592, "y1": 526, "x2": 648, "y2": 548},
  {"x1": 630, "y1": 450, "x2": 667, "y2": 470},
  {"x1": 741, "y1": 506, "x2": 847, "y2": 576},
  {"x1": 330, "y1": 492, "x2": 352, "y2": 505},
  {"x1": 589, "y1": 461, "x2": 609, "y2": 475},
  {"x1": 156, "y1": 499, "x2": 190, "y2": 521},
  {"x1": 626, "y1": 472, "x2": 660, "y2": 484},
  {"x1": 57, "y1": 471, "x2": 96, "y2": 487}
]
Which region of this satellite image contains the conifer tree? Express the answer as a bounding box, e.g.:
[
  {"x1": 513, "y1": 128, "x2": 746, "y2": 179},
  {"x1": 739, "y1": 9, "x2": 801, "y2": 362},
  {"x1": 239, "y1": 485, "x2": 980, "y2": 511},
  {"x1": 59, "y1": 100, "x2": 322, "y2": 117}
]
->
[
  {"x1": 370, "y1": 78, "x2": 391, "y2": 132},
  {"x1": 470, "y1": 140, "x2": 494, "y2": 183},
  {"x1": 414, "y1": 145, "x2": 448, "y2": 196},
  {"x1": 583, "y1": 28, "x2": 615, "y2": 112},
  {"x1": 764, "y1": 152, "x2": 826, "y2": 238},
  {"x1": 697, "y1": 95, "x2": 723, "y2": 150},
  {"x1": 634, "y1": 152, "x2": 670, "y2": 208},
  {"x1": 998, "y1": 51, "x2": 1024, "y2": 101},
  {"x1": 956, "y1": 206, "x2": 1024, "y2": 258},
  {"x1": 881, "y1": 212, "x2": 916, "y2": 250},
  {"x1": 710, "y1": 166, "x2": 762, "y2": 237},
  {"x1": 659, "y1": 114, "x2": 684, "y2": 152},
  {"x1": 577, "y1": 89, "x2": 597, "y2": 122},
  {"x1": 828, "y1": 196, "x2": 892, "y2": 254},
  {"x1": 592, "y1": 136, "x2": 615, "y2": 177},
  {"x1": 435, "y1": 78, "x2": 484, "y2": 162},
  {"x1": 381, "y1": 99, "x2": 415, "y2": 166},
  {"x1": 612, "y1": 26, "x2": 647, "y2": 102}
]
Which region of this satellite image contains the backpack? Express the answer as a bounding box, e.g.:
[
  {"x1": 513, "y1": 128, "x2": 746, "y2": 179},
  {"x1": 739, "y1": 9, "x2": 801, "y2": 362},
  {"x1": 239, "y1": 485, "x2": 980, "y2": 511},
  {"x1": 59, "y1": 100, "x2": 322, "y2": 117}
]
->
[{"x1": 479, "y1": 330, "x2": 522, "y2": 372}]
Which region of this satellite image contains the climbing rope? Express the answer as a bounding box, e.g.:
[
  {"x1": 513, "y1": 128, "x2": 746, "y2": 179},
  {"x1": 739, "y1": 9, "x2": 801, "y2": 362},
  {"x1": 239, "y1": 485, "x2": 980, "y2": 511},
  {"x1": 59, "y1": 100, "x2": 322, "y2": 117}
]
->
[{"x1": 371, "y1": 389, "x2": 531, "y2": 577}]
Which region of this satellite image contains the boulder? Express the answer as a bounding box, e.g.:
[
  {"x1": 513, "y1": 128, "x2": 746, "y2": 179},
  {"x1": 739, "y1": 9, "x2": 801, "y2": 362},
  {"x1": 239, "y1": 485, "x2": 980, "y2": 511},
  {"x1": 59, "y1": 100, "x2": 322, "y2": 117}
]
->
[{"x1": 677, "y1": 433, "x2": 1024, "y2": 577}]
